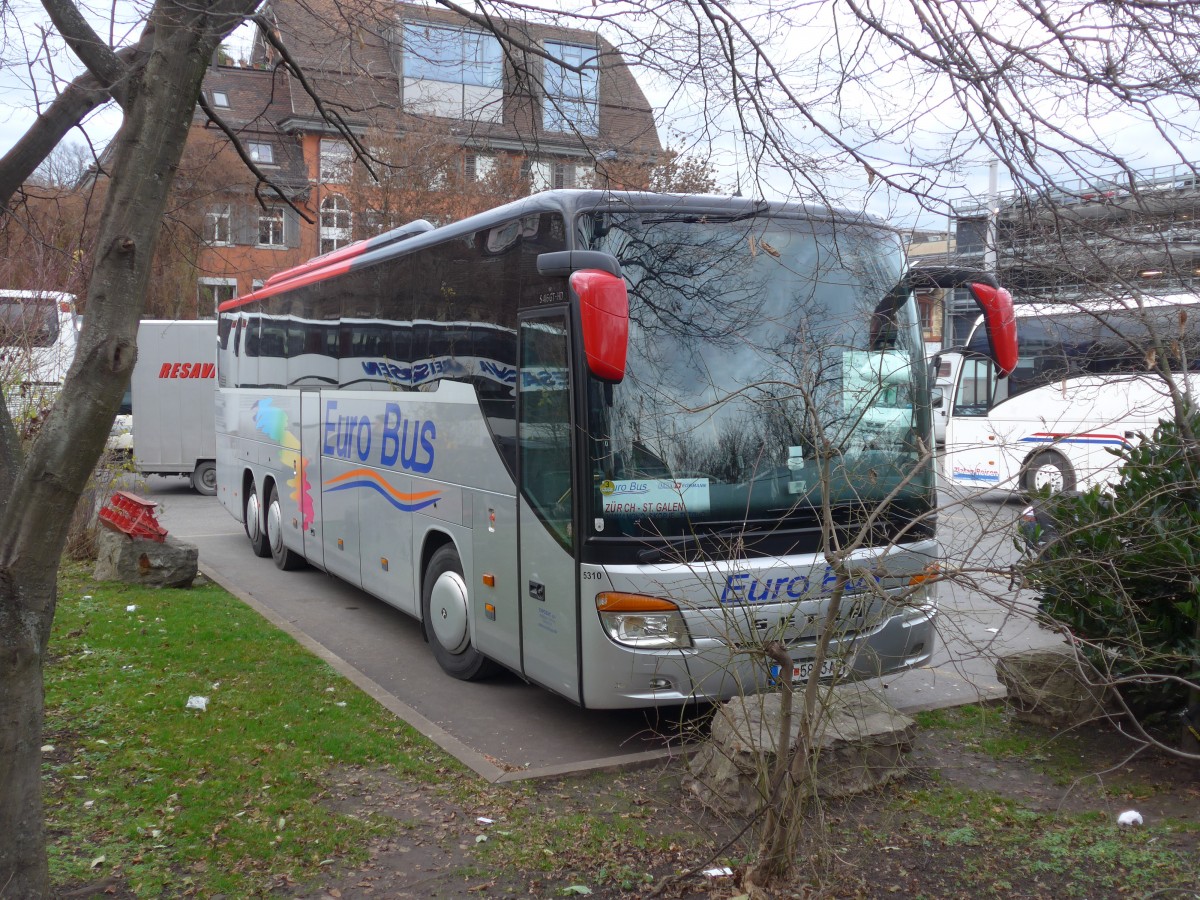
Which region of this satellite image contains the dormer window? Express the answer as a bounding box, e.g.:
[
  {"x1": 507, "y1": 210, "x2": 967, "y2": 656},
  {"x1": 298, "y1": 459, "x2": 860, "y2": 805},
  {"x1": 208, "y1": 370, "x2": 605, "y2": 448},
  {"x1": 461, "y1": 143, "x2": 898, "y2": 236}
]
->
[
  {"x1": 211, "y1": 91, "x2": 230, "y2": 108},
  {"x1": 248, "y1": 142, "x2": 275, "y2": 165},
  {"x1": 543, "y1": 42, "x2": 598, "y2": 136},
  {"x1": 401, "y1": 23, "x2": 503, "y2": 123}
]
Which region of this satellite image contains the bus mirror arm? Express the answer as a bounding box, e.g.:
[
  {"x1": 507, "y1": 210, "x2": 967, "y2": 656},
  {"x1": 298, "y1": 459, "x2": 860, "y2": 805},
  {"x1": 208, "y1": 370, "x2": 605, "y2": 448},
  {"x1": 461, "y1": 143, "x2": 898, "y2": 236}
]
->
[
  {"x1": 537, "y1": 250, "x2": 623, "y2": 279},
  {"x1": 901, "y1": 267, "x2": 1018, "y2": 378}
]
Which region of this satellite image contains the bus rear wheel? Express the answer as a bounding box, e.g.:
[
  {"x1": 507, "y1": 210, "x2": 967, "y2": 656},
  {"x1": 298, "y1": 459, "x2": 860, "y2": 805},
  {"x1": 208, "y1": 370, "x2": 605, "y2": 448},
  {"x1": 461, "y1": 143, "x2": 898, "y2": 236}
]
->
[
  {"x1": 267, "y1": 484, "x2": 305, "y2": 571},
  {"x1": 1022, "y1": 450, "x2": 1076, "y2": 495},
  {"x1": 245, "y1": 478, "x2": 270, "y2": 558},
  {"x1": 422, "y1": 545, "x2": 498, "y2": 681}
]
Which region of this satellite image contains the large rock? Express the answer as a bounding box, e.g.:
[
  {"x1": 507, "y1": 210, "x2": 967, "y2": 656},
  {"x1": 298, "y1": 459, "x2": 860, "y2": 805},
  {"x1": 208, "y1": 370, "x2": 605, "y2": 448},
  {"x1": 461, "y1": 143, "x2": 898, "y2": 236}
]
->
[
  {"x1": 995, "y1": 644, "x2": 1113, "y2": 728},
  {"x1": 93, "y1": 528, "x2": 199, "y2": 588},
  {"x1": 686, "y1": 685, "x2": 916, "y2": 817}
]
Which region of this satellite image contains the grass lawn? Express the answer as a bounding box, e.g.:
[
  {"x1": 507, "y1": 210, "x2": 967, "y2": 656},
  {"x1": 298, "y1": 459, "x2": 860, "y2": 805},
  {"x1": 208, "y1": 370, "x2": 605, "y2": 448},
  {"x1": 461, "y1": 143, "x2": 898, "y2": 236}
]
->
[
  {"x1": 45, "y1": 564, "x2": 459, "y2": 896},
  {"x1": 44, "y1": 564, "x2": 1200, "y2": 898}
]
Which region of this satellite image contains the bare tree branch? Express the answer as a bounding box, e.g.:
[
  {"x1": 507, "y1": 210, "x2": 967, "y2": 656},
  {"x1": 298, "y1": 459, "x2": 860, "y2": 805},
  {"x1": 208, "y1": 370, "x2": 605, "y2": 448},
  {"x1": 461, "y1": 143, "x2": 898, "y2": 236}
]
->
[
  {"x1": 252, "y1": 17, "x2": 380, "y2": 184},
  {"x1": 0, "y1": 46, "x2": 144, "y2": 210},
  {"x1": 38, "y1": 0, "x2": 133, "y2": 106},
  {"x1": 196, "y1": 92, "x2": 315, "y2": 223}
]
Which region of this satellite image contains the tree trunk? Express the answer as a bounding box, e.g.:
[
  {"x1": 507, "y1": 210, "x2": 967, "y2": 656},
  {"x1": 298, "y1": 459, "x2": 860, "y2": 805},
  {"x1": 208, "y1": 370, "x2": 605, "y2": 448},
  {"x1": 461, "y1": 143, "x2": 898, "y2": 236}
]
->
[
  {"x1": 745, "y1": 570, "x2": 848, "y2": 891},
  {"x1": 0, "y1": 572, "x2": 56, "y2": 897},
  {"x1": 0, "y1": 10, "x2": 227, "y2": 892}
]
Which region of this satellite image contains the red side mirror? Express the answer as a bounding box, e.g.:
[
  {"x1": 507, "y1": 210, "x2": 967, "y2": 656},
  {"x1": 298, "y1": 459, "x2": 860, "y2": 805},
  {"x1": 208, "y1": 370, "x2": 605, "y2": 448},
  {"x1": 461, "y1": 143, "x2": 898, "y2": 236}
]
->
[
  {"x1": 571, "y1": 269, "x2": 629, "y2": 383},
  {"x1": 967, "y1": 282, "x2": 1018, "y2": 376}
]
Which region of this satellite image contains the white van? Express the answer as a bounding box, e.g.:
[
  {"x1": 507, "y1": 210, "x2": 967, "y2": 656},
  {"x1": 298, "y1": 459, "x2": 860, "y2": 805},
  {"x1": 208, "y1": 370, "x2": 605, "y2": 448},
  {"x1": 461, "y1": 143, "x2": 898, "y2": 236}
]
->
[{"x1": 126, "y1": 320, "x2": 218, "y2": 494}]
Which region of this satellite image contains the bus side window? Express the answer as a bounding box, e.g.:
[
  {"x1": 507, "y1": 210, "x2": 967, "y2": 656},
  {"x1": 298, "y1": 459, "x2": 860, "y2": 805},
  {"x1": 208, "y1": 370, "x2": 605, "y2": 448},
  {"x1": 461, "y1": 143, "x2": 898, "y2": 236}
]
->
[
  {"x1": 952, "y1": 357, "x2": 994, "y2": 417},
  {"x1": 518, "y1": 314, "x2": 573, "y2": 551}
]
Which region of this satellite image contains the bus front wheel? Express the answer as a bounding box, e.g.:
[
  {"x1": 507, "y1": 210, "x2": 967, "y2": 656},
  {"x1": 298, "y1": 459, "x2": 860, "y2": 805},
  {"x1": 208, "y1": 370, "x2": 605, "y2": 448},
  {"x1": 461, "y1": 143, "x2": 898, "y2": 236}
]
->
[
  {"x1": 245, "y1": 478, "x2": 270, "y2": 558},
  {"x1": 267, "y1": 484, "x2": 305, "y2": 571},
  {"x1": 422, "y1": 545, "x2": 498, "y2": 681},
  {"x1": 1022, "y1": 451, "x2": 1076, "y2": 495}
]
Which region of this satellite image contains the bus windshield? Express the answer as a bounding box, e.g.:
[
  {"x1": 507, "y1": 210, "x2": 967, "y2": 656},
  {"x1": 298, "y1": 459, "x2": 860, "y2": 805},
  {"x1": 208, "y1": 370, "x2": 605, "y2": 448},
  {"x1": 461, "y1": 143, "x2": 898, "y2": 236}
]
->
[
  {"x1": 583, "y1": 211, "x2": 930, "y2": 540},
  {"x1": 965, "y1": 299, "x2": 1200, "y2": 400}
]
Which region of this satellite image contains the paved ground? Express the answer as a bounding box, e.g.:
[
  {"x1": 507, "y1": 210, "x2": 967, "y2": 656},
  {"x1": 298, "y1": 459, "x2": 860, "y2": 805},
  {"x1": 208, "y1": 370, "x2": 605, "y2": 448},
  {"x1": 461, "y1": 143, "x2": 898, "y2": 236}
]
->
[{"x1": 143, "y1": 475, "x2": 1061, "y2": 782}]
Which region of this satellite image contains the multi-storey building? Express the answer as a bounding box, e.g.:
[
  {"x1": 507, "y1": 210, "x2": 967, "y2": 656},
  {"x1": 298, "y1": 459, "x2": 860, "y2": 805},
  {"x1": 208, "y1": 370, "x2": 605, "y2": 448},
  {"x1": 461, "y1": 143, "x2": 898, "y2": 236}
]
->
[
  {"x1": 189, "y1": 0, "x2": 661, "y2": 314},
  {"x1": 943, "y1": 164, "x2": 1200, "y2": 342}
]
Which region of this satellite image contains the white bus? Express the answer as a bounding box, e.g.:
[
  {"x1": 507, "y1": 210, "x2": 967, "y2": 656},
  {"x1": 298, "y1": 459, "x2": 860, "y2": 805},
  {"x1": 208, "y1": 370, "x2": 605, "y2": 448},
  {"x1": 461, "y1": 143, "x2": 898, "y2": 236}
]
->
[
  {"x1": 216, "y1": 191, "x2": 1016, "y2": 708},
  {"x1": 943, "y1": 293, "x2": 1200, "y2": 494},
  {"x1": 0, "y1": 289, "x2": 80, "y2": 422},
  {"x1": 0, "y1": 290, "x2": 80, "y2": 383}
]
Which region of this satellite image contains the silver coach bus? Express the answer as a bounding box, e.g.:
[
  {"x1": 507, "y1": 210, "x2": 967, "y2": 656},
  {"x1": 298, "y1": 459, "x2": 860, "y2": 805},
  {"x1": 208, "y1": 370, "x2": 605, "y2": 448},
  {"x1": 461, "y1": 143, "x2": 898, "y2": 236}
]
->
[{"x1": 215, "y1": 191, "x2": 1016, "y2": 708}]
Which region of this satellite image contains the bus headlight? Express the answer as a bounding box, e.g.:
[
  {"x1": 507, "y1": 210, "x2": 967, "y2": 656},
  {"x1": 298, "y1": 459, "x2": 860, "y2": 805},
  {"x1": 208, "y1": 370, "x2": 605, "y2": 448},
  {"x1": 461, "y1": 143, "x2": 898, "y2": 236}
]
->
[{"x1": 596, "y1": 592, "x2": 692, "y2": 649}]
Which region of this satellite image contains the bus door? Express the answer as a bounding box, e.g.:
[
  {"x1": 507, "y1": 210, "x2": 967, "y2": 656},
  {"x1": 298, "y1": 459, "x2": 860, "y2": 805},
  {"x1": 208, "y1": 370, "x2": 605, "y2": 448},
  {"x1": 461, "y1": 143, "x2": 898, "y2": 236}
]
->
[
  {"x1": 944, "y1": 355, "x2": 1003, "y2": 488},
  {"x1": 299, "y1": 390, "x2": 326, "y2": 569},
  {"x1": 516, "y1": 310, "x2": 581, "y2": 703}
]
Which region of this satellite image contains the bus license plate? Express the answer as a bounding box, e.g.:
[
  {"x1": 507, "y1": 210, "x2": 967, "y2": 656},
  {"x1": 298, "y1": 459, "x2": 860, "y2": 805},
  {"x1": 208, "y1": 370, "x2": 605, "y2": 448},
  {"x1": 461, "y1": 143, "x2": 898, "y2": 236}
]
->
[{"x1": 770, "y1": 658, "x2": 842, "y2": 683}]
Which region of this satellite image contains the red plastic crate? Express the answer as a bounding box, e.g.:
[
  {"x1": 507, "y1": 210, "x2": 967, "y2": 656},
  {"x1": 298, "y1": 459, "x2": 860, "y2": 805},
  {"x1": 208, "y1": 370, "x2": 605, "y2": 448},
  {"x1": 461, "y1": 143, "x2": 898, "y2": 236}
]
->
[{"x1": 98, "y1": 491, "x2": 168, "y2": 542}]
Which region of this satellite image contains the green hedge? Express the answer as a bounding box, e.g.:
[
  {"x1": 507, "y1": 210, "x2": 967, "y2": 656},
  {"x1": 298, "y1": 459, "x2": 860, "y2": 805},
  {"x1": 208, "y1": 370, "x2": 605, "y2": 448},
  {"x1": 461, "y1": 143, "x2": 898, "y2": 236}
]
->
[{"x1": 1022, "y1": 405, "x2": 1200, "y2": 727}]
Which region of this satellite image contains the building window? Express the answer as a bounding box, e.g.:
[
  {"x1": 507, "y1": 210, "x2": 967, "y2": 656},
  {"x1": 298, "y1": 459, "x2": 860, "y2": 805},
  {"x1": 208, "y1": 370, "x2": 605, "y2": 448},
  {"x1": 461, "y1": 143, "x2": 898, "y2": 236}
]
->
[
  {"x1": 211, "y1": 91, "x2": 230, "y2": 108},
  {"x1": 197, "y1": 279, "x2": 237, "y2": 317},
  {"x1": 248, "y1": 141, "x2": 275, "y2": 165},
  {"x1": 402, "y1": 23, "x2": 503, "y2": 122},
  {"x1": 205, "y1": 205, "x2": 231, "y2": 245},
  {"x1": 552, "y1": 162, "x2": 579, "y2": 190},
  {"x1": 258, "y1": 207, "x2": 285, "y2": 247},
  {"x1": 320, "y1": 194, "x2": 352, "y2": 254},
  {"x1": 522, "y1": 159, "x2": 552, "y2": 193},
  {"x1": 320, "y1": 139, "x2": 352, "y2": 183},
  {"x1": 543, "y1": 41, "x2": 599, "y2": 135},
  {"x1": 465, "y1": 152, "x2": 495, "y2": 181}
]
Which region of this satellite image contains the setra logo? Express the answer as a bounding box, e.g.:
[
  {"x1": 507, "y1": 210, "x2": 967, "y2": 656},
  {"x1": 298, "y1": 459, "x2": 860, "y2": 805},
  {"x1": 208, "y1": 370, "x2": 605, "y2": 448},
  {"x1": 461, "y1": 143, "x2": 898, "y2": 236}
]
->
[{"x1": 158, "y1": 362, "x2": 215, "y2": 379}]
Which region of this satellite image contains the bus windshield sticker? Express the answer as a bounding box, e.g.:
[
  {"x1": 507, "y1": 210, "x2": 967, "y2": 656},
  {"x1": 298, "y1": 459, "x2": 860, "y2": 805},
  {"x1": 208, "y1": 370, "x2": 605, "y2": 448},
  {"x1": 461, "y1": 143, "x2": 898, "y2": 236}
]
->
[
  {"x1": 600, "y1": 478, "x2": 711, "y2": 515},
  {"x1": 842, "y1": 349, "x2": 913, "y2": 446}
]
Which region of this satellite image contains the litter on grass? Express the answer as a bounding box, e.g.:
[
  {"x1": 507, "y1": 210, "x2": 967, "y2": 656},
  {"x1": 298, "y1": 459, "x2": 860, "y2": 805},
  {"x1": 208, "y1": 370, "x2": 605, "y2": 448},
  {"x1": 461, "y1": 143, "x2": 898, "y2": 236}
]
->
[
  {"x1": 1118, "y1": 810, "x2": 1143, "y2": 826},
  {"x1": 185, "y1": 695, "x2": 208, "y2": 711}
]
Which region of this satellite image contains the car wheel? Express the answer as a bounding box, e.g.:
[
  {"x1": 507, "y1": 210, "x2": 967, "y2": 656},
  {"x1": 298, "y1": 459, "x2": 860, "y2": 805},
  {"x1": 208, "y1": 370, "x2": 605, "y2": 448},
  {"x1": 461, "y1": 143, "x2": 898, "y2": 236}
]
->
[
  {"x1": 192, "y1": 460, "x2": 217, "y2": 496},
  {"x1": 1022, "y1": 450, "x2": 1076, "y2": 495},
  {"x1": 267, "y1": 483, "x2": 305, "y2": 571},
  {"x1": 245, "y1": 478, "x2": 270, "y2": 558},
  {"x1": 422, "y1": 545, "x2": 498, "y2": 681}
]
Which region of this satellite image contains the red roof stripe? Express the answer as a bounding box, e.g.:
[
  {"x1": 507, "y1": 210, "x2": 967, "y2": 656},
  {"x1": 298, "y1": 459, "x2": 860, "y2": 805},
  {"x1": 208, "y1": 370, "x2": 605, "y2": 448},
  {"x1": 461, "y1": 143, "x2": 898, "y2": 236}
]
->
[{"x1": 217, "y1": 258, "x2": 356, "y2": 312}]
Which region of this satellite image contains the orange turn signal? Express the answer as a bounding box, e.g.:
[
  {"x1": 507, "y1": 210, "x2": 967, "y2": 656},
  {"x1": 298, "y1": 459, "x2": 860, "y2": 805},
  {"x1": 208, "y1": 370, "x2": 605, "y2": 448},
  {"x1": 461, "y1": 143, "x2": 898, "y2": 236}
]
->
[
  {"x1": 596, "y1": 592, "x2": 679, "y2": 612},
  {"x1": 908, "y1": 563, "x2": 941, "y2": 586}
]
